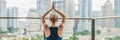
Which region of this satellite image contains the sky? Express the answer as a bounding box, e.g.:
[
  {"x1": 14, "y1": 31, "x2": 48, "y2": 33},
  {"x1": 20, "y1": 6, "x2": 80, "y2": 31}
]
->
[
  {"x1": 92, "y1": 0, "x2": 114, "y2": 11},
  {"x1": 5, "y1": 0, "x2": 114, "y2": 17},
  {"x1": 5, "y1": 0, "x2": 37, "y2": 17}
]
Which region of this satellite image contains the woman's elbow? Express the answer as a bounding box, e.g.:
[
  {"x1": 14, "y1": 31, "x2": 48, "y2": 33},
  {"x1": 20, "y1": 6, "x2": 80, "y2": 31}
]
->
[{"x1": 64, "y1": 16, "x2": 66, "y2": 18}]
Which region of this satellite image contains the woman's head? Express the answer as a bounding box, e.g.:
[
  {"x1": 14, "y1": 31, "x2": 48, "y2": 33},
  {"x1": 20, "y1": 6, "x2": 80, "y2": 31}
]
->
[{"x1": 49, "y1": 14, "x2": 58, "y2": 24}]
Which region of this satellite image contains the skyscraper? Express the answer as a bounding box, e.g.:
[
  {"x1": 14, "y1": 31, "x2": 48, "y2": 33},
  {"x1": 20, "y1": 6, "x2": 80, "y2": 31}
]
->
[
  {"x1": 37, "y1": 0, "x2": 75, "y2": 17},
  {"x1": 64, "y1": 0, "x2": 75, "y2": 18},
  {"x1": 55, "y1": 0, "x2": 64, "y2": 11},
  {"x1": 26, "y1": 8, "x2": 41, "y2": 37},
  {"x1": 114, "y1": 0, "x2": 120, "y2": 28},
  {"x1": 0, "y1": 0, "x2": 7, "y2": 31},
  {"x1": 78, "y1": 0, "x2": 92, "y2": 31},
  {"x1": 102, "y1": 0, "x2": 115, "y2": 28},
  {"x1": 37, "y1": 0, "x2": 51, "y2": 15},
  {"x1": 7, "y1": 7, "x2": 18, "y2": 33},
  {"x1": 74, "y1": 10, "x2": 79, "y2": 32},
  {"x1": 78, "y1": 0, "x2": 92, "y2": 18},
  {"x1": 92, "y1": 11, "x2": 103, "y2": 27}
]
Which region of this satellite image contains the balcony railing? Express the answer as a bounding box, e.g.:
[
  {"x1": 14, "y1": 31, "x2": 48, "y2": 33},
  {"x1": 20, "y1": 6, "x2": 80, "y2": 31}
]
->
[{"x1": 0, "y1": 16, "x2": 120, "y2": 40}]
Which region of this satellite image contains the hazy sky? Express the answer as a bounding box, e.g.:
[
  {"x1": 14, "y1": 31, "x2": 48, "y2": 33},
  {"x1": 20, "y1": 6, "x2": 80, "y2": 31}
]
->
[
  {"x1": 6, "y1": 0, "x2": 36, "y2": 17},
  {"x1": 5, "y1": 0, "x2": 114, "y2": 16},
  {"x1": 92, "y1": 0, "x2": 114, "y2": 11}
]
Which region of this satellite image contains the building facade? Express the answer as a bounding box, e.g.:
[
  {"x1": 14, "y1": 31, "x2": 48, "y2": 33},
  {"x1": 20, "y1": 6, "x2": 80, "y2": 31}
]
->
[
  {"x1": 114, "y1": 0, "x2": 120, "y2": 28},
  {"x1": 7, "y1": 7, "x2": 18, "y2": 33},
  {"x1": 26, "y1": 8, "x2": 42, "y2": 37},
  {"x1": 0, "y1": 0, "x2": 7, "y2": 31},
  {"x1": 37, "y1": 0, "x2": 51, "y2": 15},
  {"x1": 63, "y1": 0, "x2": 75, "y2": 18},
  {"x1": 92, "y1": 11, "x2": 103, "y2": 28},
  {"x1": 37, "y1": 0, "x2": 75, "y2": 17},
  {"x1": 102, "y1": 0, "x2": 115, "y2": 28},
  {"x1": 78, "y1": 0, "x2": 92, "y2": 31}
]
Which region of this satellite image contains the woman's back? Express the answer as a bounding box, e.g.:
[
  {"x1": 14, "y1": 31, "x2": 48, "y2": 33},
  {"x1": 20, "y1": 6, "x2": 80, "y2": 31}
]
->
[
  {"x1": 46, "y1": 27, "x2": 62, "y2": 40},
  {"x1": 42, "y1": 4, "x2": 66, "y2": 40}
]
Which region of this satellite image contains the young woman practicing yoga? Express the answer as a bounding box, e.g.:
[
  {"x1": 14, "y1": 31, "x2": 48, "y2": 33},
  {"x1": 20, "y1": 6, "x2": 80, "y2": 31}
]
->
[{"x1": 42, "y1": 4, "x2": 66, "y2": 40}]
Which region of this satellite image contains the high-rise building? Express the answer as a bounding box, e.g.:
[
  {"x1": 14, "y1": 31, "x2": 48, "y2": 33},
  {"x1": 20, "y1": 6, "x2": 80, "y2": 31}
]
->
[
  {"x1": 26, "y1": 8, "x2": 42, "y2": 37},
  {"x1": 92, "y1": 11, "x2": 103, "y2": 28},
  {"x1": 78, "y1": 0, "x2": 92, "y2": 31},
  {"x1": 74, "y1": 10, "x2": 79, "y2": 32},
  {"x1": 7, "y1": 7, "x2": 18, "y2": 33},
  {"x1": 18, "y1": 21, "x2": 26, "y2": 29},
  {"x1": 64, "y1": 0, "x2": 75, "y2": 18},
  {"x1": 102, "y1": 0, "x2": 115, "y2": 28},
  {"x1": 17, "y1": 21, "x2": 27, "y2": 35},
  {"x1": 37, "y1": 0, "x2": 51, "y2": 15},
  {"x1": 37, "y1": 0, "x2": 75, "y2": 17},
  {"x1": 0, "y1": 0, "x2": 7, "y2": 31},
  {"x1": 114, "y1": 0, "x2": 120, "y2": 28},
  {"x1": 55, "y1": 0, "x2": 64, "y2": 11},
  {"x1": 78, "y1": 0, "x2": 92, "y2": 18}
]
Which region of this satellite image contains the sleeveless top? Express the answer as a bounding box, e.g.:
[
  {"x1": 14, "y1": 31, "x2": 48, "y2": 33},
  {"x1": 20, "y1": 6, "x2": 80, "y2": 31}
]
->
[{"x1": 45, "y1": 27, "x2": 62, "y2": 40}]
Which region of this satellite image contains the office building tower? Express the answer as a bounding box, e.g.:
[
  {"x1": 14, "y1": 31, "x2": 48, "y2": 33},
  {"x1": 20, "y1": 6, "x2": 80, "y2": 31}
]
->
[
  {"x1": 102, "y1": 0, "x2": 115, "y2": 28},
  {"x1": 114, "y1": 0, "x2": 120, "y2": 28},
  {"x1": 78, "y1": 0, "x2": 92, "y2": 31},
  {"x1": 26, "y1": 8, "x2": 41, "y2": 37},
  {"x1": 7, "y1": 7, "x2": 18, "y2": 33},
  {"x1": 0, "y1": 0, "x2": 7, "y2": 31}
]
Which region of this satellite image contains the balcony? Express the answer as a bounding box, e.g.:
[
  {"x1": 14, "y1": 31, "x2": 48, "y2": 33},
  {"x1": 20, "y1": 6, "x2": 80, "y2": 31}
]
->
[{"x1": 0, "y1": 16, "x2": 120, "y2": 40}]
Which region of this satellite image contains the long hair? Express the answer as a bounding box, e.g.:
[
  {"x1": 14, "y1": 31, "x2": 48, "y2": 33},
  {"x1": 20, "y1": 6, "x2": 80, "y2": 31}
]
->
[{"x1": 50, "y1": 14, "x2": 58, "y2": 23}]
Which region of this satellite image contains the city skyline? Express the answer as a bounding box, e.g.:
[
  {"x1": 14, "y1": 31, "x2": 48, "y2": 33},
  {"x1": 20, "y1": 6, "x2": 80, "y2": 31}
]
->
[
  {"x1": 1, "y1": 0, "x2": 120, "y2": 40},
  {"x1": 5, "y1": 0, "x2": 114, "y2": 17}
]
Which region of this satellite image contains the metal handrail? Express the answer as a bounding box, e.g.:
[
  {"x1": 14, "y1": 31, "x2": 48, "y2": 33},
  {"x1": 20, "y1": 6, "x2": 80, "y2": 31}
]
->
[
  {"x1": 0, "y1": 16, "x2": 120, "y2": 40},
  {"x1": 94, "y1": 16, "x2": 120, "y2": 20},
  {"x1": 0, "y1": 17, "x2": 92, "y2": 20},
  {"x1": 0, "y1": 16, "x2": 120, "y2": 20}
]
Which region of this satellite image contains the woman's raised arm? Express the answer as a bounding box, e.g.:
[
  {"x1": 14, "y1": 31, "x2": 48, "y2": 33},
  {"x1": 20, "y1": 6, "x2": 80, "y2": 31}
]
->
[
  {"x1": 54, "y1": 8, "x2": 66, "y2": 29},
  {"x1": 42, "y1": 8, "x2": 52, "y2": 29}
]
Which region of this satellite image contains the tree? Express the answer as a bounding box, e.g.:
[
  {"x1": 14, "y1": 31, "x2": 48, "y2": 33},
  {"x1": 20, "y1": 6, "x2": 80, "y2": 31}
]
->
[
  {"x1": 73, "y1": 31, "x2": 80, "y2": 35},
  {"x1": 36, "y1": 34, "x2": 43, "y2": 40},
  {"x1": 80, "y1": 30, "x2": 90, "y2": 36},
  {"x1": 114, "y1": 36, "x2": 120, "y2": 40},
  {"x1": 22, "y1": 37, "x2": 28, "y2": 40},
  {"x1": 31, "y1": 37, "x2": 37, "y2": 40},
  {"x1": 105, "y1": 38, "x2": 113, "y2": 40},
  {"x1": 23, "y1": 29, "x2": 26, "y2": 35},
  {"x1": 96, "y1": 30, "x2": 101, "y2": 35},
  {"x1": 69, "y1": 35, "x2": 78, "y2": 40},
  {"x1": 0, "y1": 30, "x2": 7, "y2": 34},
  {"x1": 13, "y1": 38, "x2": 17, "y2": 40}
]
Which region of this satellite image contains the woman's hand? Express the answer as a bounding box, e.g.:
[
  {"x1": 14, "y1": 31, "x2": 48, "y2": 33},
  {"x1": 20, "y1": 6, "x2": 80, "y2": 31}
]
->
[{"x1": 52, "y1": 2, "x2": 56, "y2": 10}]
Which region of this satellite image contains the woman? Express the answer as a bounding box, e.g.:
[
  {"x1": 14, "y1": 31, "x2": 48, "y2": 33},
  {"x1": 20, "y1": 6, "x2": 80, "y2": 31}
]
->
[{"x1": 42, "y1": 5, "x2": 66, "y2": 40}]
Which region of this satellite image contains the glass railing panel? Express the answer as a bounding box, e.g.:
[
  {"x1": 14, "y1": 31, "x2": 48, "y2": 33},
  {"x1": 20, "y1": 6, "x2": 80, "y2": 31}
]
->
[{"x1": 95, "y1": 18, "x2": 120, "y2": 40}]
